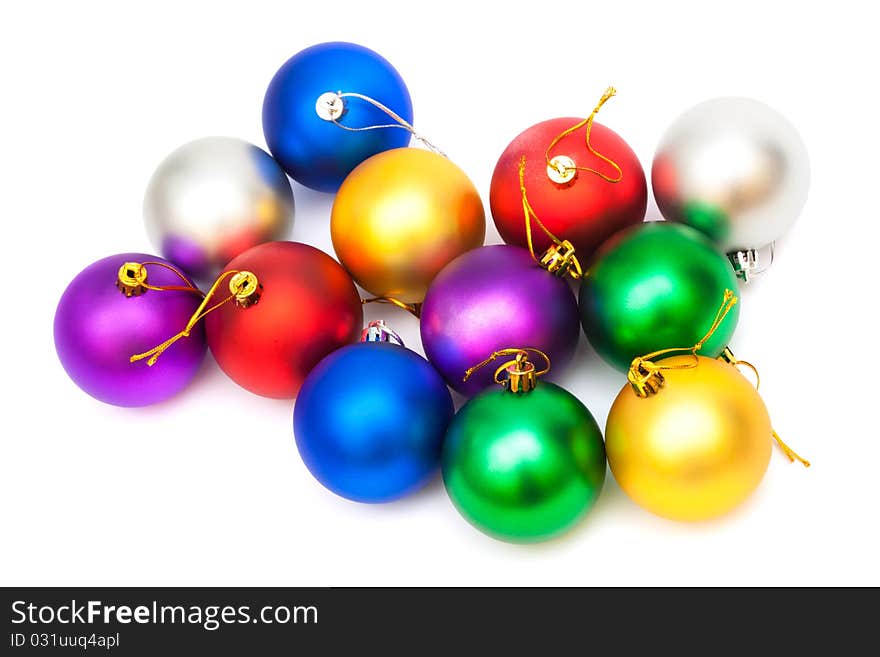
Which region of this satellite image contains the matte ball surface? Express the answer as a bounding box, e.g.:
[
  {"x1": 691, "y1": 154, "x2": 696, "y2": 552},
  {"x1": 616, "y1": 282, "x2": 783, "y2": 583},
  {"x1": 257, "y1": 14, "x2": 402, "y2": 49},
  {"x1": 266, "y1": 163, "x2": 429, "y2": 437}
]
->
[
  {"x1": 295, "y1": 342, "x2": 454, "y2": 503},
  {"x1": 579, "y1": 222, "x2": 740, "y2": 371},
  {"x1": 54, "y1": 253, "x2": 206, "y2": 407},
  {"x1": 262, "y1": 41, "x2": 413, "y2": 192},
  {"x1": 144, "y1": 137, "x2": 294, "y2": 280},
  {"x1": 605, "y1": 355, "x2": 772, "y2": 521},
  {"x1": 421, "y1": 245, "x2": 580, "y2": 396},
  {"x1": 652, "y1": 97, "x2": 810, "y2": 252},
  {"x1": 442, "y1": 383, "x2": 606, "y2": 542},
  {"x1": 205, "y1": 242, "x2": 362, "y2": 399},
  {"x1": 490, "y1": 118, "x2": 647, "y2": 263},
  {"x1": 331, "y1": 148, "x2": 485, "y2": 304}
]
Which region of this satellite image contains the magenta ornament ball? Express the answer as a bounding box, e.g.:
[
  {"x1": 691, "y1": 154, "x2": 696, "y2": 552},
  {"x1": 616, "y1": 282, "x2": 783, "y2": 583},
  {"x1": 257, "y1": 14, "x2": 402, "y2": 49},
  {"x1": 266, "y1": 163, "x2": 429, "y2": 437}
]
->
[
  {"x1": 420, "y1": 245, "x2": 581, "y2": 396},
  {"x1": 54, "y1": 253, "x2": 207, "y2": 407}
]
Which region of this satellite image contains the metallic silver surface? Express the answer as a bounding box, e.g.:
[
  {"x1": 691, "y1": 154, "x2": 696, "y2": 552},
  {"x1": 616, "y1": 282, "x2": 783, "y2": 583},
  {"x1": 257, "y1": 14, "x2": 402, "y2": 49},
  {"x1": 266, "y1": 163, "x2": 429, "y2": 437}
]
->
[
  {"x1": 652, "y1": 97, "x2": 809, "y2": 253},
  {"x1": 729, "y1": 243, "x2": 774, "y2": 283},
  {"x1": 360, "y1": 320, "x2": 405, "y2": 345},
  {"x1": 144, "y1": 137, "x2": 294, "y2": 279}
]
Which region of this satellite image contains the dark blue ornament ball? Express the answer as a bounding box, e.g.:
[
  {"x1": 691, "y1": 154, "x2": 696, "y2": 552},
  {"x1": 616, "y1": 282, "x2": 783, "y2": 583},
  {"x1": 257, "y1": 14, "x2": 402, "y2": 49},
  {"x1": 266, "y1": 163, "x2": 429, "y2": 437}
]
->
[
  {"x1": 262, "y1": 41, "x2": 413, "y2": 193},
  {"x1": 294, "y1": 342, "x2": 453, "y2": 503}
]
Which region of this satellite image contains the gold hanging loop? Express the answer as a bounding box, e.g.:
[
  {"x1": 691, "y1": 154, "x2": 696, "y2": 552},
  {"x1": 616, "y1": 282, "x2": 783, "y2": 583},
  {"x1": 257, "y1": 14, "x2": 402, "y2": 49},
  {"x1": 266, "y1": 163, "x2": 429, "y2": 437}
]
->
[
  {"x1": 116, "y1": 261, "x2": 203, "y2": 298},
  {"x1": 463, "y1": 347, "x2": 551, "y2": 394},
  {"x1": 544, "y1": 86, "x2": 624, "y2": 186},
  {"x1": 361, "y1": 296, "x2": 421, "y2": 319},
  {"x1": 518, "y1": 156, "x2": 583, "y2": 280},
  {"x1": 719, "y1": 348, "x2": 810, "y2": 468},
  {"x1": 316, "y1": 90, "x2": 445, "y2": 156},
  {"x1": 627, "y1": 289, "x2": 738, "y2": 398},
  {"x1": 719, "y1": 347, "x2": 761, "y2": 388},
  {"x1": 130, "y1": 269, "x2": 261, "y2": 366}
]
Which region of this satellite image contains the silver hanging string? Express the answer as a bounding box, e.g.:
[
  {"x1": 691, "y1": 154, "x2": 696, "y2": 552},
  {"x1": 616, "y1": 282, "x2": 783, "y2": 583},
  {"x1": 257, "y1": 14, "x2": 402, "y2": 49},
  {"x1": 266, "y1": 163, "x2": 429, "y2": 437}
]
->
[{"x1": 316, "y1": 91, "x2": 446, "y2": 157}]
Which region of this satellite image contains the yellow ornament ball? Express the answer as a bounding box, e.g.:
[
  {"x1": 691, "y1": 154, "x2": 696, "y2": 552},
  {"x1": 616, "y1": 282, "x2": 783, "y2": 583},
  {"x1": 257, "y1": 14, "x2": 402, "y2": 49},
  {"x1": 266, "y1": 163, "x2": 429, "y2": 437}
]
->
[
  {"x1": 331, "y1": 148, "x2": 485, "y2": 304},
  {"x1": 606, "y1": 355, "x2": 772, "y2": 521}
]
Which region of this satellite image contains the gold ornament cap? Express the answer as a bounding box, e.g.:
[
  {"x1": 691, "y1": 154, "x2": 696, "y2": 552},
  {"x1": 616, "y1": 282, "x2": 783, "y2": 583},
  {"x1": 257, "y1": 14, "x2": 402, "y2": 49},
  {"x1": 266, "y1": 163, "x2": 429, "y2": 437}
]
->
[
  {"x1": 628, "y1": 358, "x2": 666, "y2": 398},
  {"x1": 540, "y1": 240, "x2": 582, "y2": 278},
  {"x1": 116, "y1": 262, "x2": 149, "y2": 297},
  {"x1": 463, "y1": 348, "x2": 551, "y2": 394},
  {"x1": 229, "y1": 271, "x2": 261, "y2": 308},
  {"x1": 500, "y1": 352, "x2": 539, "y2": 393},
  {"x1": 546, "y1": 155, "x2": 577, "y2": 185}
]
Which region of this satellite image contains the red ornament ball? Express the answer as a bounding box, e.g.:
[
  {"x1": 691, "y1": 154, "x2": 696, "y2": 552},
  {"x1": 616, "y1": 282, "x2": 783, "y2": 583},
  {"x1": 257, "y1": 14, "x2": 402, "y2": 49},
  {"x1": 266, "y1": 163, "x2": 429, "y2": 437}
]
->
[
  {"x1": 489, "y1": 118, "x2": 647, "y2": 263},
  {"x1": 205, "y1": 241, "x2": 363, "y2": 398}
]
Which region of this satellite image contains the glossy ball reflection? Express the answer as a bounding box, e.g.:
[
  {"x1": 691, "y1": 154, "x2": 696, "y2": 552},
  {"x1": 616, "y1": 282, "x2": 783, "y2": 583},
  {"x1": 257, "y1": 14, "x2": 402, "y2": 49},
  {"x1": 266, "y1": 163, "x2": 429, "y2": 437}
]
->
[
  {"x1": 579, "y1": 222, "x2": 740, "y2": 371},
  {"x1": 442, "y1": 383, "x2": 606, "y2": 542},
  {"x1": 331, "y1": 148, "x2": 485, "y2": 304}
]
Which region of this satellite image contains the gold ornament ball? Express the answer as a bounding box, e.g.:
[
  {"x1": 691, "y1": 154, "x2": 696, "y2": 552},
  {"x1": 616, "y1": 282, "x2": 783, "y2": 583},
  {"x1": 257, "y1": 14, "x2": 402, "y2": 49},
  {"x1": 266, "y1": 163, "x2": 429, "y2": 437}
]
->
[
  {"x1": 331, "y1": 148, "x2": 485, "y2": 304},
  {"x1": 605, "y1": 355, "x2": 772, "y2": 521}
]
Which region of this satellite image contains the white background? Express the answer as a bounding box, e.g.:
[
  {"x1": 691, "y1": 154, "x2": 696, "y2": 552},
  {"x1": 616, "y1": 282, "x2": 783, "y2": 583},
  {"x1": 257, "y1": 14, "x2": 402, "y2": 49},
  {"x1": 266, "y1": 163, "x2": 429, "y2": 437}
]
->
[{"x1": 1, "y1": 1, "x2": 877, "y2": 586}]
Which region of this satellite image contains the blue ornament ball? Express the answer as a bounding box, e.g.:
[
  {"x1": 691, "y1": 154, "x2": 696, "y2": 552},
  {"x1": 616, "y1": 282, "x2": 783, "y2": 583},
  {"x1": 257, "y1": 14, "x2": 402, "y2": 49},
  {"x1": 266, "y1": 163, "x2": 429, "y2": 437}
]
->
[
  {"x1": 262, "y1": 41, "x2": 413, "y2": 193},
  {"x1": 294, "y1": 341, "x2": 454, "y2": 503}
]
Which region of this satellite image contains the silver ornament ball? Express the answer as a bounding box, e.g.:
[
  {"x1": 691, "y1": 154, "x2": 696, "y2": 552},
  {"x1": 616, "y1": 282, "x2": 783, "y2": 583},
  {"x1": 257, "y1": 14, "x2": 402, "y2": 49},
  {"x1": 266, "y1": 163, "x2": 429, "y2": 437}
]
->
[
  {"x1": 144, "y1": 136, "x2": 295, "y2": 279},
  {"x1": 652, "y1": 97, "x2": 809, "y2": 259}
]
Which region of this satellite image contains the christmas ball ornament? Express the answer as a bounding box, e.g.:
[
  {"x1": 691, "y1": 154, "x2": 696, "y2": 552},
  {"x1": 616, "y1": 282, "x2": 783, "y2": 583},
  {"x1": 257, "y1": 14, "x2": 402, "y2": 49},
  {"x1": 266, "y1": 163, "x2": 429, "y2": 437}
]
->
[
  {"x1": 442, "y1": 349, "x2": 606, "y2": 542},
  {"x1": 143, "y1": 136, "x2": 294, "y2": 280},
  {"x1": 262, "y1": 41, "x2": 414, "y2": 192},
  {"x1": 331, "y1": 148, "x2": 485, "y2": 304},
  {"x1": 579, "y1": 222, "x2": 740, "y2": 371},
  {"x1": 421, "y1": 245, "x2": 579, "y2": 396},
  {"x1": 294, "y1": 321, "x2": 454, "y2": 503},
  {"x1": 652, "y1": 97, "x2": 810, "y2": 281},
  {"x1": 490, "y1": 88, "x2": 647, "y2": 264},
  {"x1": 204, "y1": 241, "x2": 362, "y2": 398},
  {"x1": 606, "y1": 293, "x2": 809, "y2": 521},
  {"x1": 54, "y1": 254, "x2": 206, "y2": 407},
  {"x1": 608, "y1": 355, "x2": 771, "y2": 521}
]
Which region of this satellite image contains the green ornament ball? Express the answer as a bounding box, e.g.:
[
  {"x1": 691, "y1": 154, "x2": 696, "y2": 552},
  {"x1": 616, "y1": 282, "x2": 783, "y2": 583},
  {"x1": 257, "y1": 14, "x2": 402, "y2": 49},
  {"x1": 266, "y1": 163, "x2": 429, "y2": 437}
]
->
[
  {"x1": 578, "y1": 222, "x2": 740, "y2": 371},
  {"x1": 441, "y1": 382, "x2": 606, "y2": 543}
]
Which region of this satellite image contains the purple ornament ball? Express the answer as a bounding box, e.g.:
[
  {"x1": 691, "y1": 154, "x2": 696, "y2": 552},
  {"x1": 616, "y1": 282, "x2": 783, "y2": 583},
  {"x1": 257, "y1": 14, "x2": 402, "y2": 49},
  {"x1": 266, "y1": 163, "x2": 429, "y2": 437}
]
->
[
  {"x1": 421, "y1": 245, "x2": 580, "y2": 396},
  {"x1": 54, "y1": 253, "x2": 207, "y2": 407}
]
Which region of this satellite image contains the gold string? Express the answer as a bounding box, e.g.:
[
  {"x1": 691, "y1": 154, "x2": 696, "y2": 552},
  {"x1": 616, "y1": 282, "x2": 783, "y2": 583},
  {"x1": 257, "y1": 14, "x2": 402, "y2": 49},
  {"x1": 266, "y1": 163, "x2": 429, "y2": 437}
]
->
[
  {"x1": 518, "y1": 156, "x2": 583, "y2": 279},
  {"x1": 130, "y1": 270, "x2": 255, "y2": 366},
  {"x1": 544, "y1": 86, "x2": 624, "y2": 183},
  {"x1": 627, "y1": 289, "x2": 809, "y2": 467},
  {"x1": 772, "y1": 431, "x2": 811, "y2": 467},
  {"x1": 723, "y1": 353, "x2": 811, "y2": 468},
  {"x1": 629, "y1": 289, "x2": 738, "y2": 379},
  {"x1": 729, "y1": 358, "x2": 761, "y2": 389},
  {"x1": 118, "y1": 261, "x2": 204, "y2": 296},
  {"x1": 361, "y1": 296, "x2": 421, "y2": 319},
  {"x1": 137, "y1": 262, "x2": 203, "y2": 294},
  {"x1": 463, "y1": 347, "x2": 550, "y2": 384}
]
